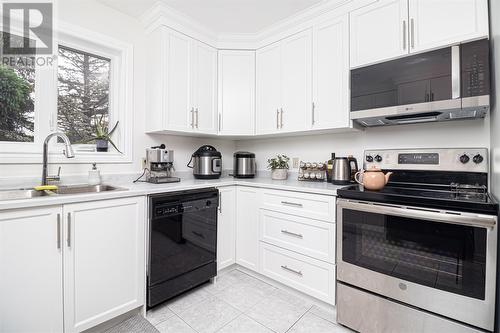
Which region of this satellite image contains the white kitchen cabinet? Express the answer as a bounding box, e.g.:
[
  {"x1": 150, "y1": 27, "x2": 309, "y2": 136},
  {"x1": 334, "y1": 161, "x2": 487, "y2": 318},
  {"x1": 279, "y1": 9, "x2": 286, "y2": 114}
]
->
[
  {"x1": 256, "y1": 42, "x2": 282, "y2": 134},
  {"x1": 164, "y1": 28, "x2": 192, "y2": 132},
  {"x1": 63, "y1": 197, "x2": 146, "y2": 333},
  {"x1": 0, "y1": 206, "x2": 64, "y2": 333},
  {"x1": 409, "y1": 0, "x2": 489, "y2": 53},
  {"x1": 350, "y1": 0, "x2": 489, "y2": 68},
  {"x1": 192, "y1": 42, "x2": 218, "y2": 134},
  {"x1": 218, "y1": 50, "x2": 256, "y2": 136},
  {"x1": 217, "y1": 187, "x2": 236, "y2": 270},
  {"x1": 281, "y1": 29, "x2": 312, "y2": 132},
  {"x1": 256, "y1": 29, "x2": 312, "y2": 134},
  {"x1": 235, "y1": 186, "x2": 260, "y2": 270},
  {"x1": 312, "y1": 14, "x2": 350, "y2": 129},
  {"x1": 146, "y1": 27, "x2": 217, "y2": 135},
  {"x1": 350, "y1": 0, "x2": 409, "y2": 68}
]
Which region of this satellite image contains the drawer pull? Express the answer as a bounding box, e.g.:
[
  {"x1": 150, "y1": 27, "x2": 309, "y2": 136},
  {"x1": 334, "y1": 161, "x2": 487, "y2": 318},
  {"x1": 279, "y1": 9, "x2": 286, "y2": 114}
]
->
[
  {"x1": 281, "y1": 265, "x2": 303, "y2": 276},
  {"x1": 281, "y1": 201, "x2": 303, "y2": 208},
  {"x1": 281, "y1": 229, "x2": 303, "y2": 239}
]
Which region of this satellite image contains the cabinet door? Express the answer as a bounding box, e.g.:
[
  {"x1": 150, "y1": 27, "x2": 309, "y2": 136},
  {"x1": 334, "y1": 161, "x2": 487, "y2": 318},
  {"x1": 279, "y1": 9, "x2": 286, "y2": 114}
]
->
[
  {"x1": 281, "y1": 29, "x2": 312, "y2": 132},
  {"x1": 218, "y1": 50, "x2": 256, "y2": 136},
  {"x1": 193, "y1": 42, "x2": 218, "y2": 134},
  {"x1": 256, "y1": 42, "x2": 282, "y2": 134},
  {"x1": 409, "y1": 0, "x2": 489, "y2": 53},
  {"x1": 63, "y1": 197, "x2": 146, "y2": 333},
  {"x1": 166, "y1": 29, "x2": 193, "y2": 132},
  {"x1": 0, "y1": 206, "x2": 64, "y2": 333},
  {"x1": 312, "y1": 15, "x2": 350, "y2": 129},
  {"x1": 350, "y1": 0, "x2": 409, "y2": 68},
  {"x1": 235, "y1": 187, "x2": 260, "y2": 271},
  {"x1": 217, "y1": 187, "x2": 236, "y2": 270}
]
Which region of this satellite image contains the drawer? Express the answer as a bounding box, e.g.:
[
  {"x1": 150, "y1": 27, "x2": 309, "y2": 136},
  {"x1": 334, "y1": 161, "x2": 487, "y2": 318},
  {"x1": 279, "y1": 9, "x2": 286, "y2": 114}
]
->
[
  {"x1": 260, "y1": 209, "x2": 335, "y2": 263},
  {"x1": 260, "y1": 189, "x2": 335, "y2": 222},
  {"x1": 259, "y1": 242, "x2": 335, "y2": 305}
]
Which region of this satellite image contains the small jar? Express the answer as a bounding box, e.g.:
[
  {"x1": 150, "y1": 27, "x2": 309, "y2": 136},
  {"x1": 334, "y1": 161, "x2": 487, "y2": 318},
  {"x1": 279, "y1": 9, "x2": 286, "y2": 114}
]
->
[
  {"x1": 312, "y1": 162, "x2": 318, "y2": 169},
  {"x1": 303, "y1": 172, "x2": 310, "y2": 179}
]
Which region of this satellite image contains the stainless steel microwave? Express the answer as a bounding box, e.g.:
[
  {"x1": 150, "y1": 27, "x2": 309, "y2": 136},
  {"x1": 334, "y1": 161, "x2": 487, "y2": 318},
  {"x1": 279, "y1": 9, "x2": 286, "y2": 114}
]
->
[{"x1": 350, "y1": 39, "x2": 490, "y2": 127}]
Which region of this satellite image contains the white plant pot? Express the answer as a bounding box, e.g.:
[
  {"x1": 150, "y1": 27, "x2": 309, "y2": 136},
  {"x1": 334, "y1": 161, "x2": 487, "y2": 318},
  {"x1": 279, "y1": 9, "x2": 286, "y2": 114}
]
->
[{"x1": 271, "y1": 168, "x2": 288, "y2": 180}]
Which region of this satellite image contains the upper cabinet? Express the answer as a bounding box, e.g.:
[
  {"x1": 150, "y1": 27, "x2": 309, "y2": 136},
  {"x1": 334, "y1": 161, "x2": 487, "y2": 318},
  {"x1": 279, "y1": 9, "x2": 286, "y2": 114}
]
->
[
  {"x1": 350, "y1": 0, "x2": 409, "y2": 68},
  {"x1": 350, "y1": 0, "x2": 489, "y2": 68},
  {"x1": 218, "y1": 50, "x2": 256, "y2": 136},
  {"x1": 312, "y1": 14, "x2": 350, "y2": 130},
  {"x1": 409, "y1": 0, "x2": 489, "y2": 53},
  {"x1": 146, "y1": 27, "x2": 218, "y2": 135},
  {"x1": 256, "y1": 29, "x2": 312, "y2": 135}
]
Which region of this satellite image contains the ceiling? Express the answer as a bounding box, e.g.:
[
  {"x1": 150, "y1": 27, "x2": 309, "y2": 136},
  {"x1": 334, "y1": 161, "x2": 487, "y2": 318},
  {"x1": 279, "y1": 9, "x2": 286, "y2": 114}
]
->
[{"x1": 98, "y1": 0, "x2": 326, "y2": 34}]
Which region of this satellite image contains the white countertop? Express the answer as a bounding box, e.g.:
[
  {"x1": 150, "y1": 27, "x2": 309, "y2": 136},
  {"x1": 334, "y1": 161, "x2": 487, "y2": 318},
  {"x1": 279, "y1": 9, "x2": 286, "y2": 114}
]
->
[{"x1": 0, "y1": 174, "x2": 344, "y2": 211}]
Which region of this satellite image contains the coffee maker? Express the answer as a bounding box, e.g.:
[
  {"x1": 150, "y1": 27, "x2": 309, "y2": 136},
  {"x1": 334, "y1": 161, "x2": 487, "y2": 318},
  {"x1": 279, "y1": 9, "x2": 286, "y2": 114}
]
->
[{"x1": 145, "y1": 144, "x2": 180, "y2": 184}]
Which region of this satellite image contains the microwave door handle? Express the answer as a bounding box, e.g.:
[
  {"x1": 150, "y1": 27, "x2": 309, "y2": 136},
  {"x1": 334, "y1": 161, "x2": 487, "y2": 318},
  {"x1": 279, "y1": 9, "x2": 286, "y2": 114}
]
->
[
  {"x1": 337, "y1": 199, "x2": 497, "y2": 229},
  {"x1": 451, "y1": 45, "x2": 461, "y2": 99}
]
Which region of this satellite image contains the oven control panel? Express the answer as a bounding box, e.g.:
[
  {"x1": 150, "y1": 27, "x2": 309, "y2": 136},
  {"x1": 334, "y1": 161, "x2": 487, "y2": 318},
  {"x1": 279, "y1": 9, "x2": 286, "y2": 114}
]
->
[{"x1": 364, "y1": 148, "x2": 488, "y2": 173}]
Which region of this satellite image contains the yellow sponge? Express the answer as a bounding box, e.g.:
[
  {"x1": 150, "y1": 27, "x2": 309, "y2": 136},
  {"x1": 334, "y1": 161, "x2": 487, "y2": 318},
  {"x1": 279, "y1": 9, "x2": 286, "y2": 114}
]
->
[{"x1": 34, "y1": 185, "x2": 58, "y2": 191}]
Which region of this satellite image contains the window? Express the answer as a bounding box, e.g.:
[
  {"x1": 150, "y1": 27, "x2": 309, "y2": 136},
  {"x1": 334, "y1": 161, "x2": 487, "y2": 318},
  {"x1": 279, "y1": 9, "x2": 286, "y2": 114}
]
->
[
  {"x1": 57, "y1": 46, "x2": 111, "y2": 145},
  {"x1": 0, "y1": 33, "x2": 35, "y2": 142},
  {"x1": 0, "y1": 22, "x2": 133, "y2": 163}
]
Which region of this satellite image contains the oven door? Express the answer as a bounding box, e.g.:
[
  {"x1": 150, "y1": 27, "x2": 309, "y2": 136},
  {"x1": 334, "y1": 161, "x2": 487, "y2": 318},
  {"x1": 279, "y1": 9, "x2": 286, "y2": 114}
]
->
[{"x1": 336, "y1": 198, "x2": 497, "y2": 331}]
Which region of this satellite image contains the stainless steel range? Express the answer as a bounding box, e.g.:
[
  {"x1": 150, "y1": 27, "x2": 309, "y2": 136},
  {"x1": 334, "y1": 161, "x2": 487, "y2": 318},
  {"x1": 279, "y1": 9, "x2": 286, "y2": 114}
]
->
[{"x1": 336, "y1": 148, "x2": 498, "y2": 333}]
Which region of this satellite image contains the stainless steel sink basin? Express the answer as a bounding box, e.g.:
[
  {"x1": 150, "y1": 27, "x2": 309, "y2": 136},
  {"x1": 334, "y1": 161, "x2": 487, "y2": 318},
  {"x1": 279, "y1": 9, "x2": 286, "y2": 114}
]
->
[
  {"x1": 0, "y1": 184, "x2": 127, "y2": 201},
  {"x1": 55, "y1": 184, "x2": 126, "y2": 195},
  {"x1": 0, "y1": 189, "x2": 53, "y2": 201}
]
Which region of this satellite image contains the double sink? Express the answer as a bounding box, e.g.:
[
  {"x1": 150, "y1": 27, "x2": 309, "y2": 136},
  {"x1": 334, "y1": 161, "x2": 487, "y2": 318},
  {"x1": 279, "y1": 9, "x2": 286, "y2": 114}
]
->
[{"x1": 0, "y1": 185, "x2": 127, "y2": 201}]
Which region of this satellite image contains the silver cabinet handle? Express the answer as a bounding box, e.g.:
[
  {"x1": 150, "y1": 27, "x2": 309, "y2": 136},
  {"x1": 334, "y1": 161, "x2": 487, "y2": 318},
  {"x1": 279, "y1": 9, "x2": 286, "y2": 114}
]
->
[
  {"x1": 276, "y1": 109, "x2": 280, "y2": 129},
  {"x1": 190, "y1": 108, "x2": 194, "y2": 128},
  {"x1": 67, "y1": 212, "x2": 71, "y2": 248},
  {"x1": 57, "y1": 213, "x2": 61, "y2": 250},
  {"x1": 218, "y1": 113, "x2": 222, "y2": 132},
  {"x1": 410, "y1": 18, "x2": 415, "y2": 49},
  {"x1": 195, "y1": 108, "x2": 199, "y2": 129},
  {"x1": 218, "y1": 192, "x2": 222, "y2": 213},
  {"x1": 312, "y1": 102, "x2": 315, "y2": 126},
  {"x1": 281, "y1": 201, "x2": 303, "y2": 208},
  {"x1": 280, "y1": 108, "x2": 284, "y2": 128},
  {"x1": 281, "y1": 229, "x2": 303, "y2": 239},
  {"x1": 402, "y1": 20, "x2": 407, "y2": 50},
  {"x1": 281, "y1": 265, "x2": 303, "y2": 276}
]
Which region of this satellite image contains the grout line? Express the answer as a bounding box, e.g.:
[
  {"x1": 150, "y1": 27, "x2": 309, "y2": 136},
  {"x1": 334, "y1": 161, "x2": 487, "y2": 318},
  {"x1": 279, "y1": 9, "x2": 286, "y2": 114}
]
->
[
  {"x1": 213, "y1": 313, "x2": 244, "y2": 333},
  {"x1": 284, "y1": 305, "x2": 313, "y2": 333},
  {"x1": 172, "y1": 312, "x2": 201, "y2": 333}
]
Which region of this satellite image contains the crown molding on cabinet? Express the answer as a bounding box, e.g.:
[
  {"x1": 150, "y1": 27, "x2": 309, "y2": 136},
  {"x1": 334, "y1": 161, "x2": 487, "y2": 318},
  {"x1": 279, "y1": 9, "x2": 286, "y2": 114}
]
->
[
  {"x1": 140, "y1": 0, "x2": 377, "y2": 49},
  {"x1": 140, "y1": 1, "x2": 219, "y2": 47}
]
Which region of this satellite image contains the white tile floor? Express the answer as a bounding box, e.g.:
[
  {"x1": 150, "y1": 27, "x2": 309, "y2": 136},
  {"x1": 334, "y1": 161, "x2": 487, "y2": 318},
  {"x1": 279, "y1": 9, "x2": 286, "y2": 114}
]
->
[{"x1": 146, "y1": 269, "x2": 353, "y2": 333}]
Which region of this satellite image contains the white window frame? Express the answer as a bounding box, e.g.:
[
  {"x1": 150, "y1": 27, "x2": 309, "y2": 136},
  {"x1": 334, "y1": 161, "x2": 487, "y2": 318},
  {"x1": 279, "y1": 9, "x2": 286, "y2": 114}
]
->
[{"x1": 0, "y1": 21, "x2": 133, "y2": 164}]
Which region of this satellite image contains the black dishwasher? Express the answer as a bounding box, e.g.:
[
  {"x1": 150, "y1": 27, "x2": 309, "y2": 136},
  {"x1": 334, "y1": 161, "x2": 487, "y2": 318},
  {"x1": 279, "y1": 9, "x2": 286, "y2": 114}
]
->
[{"x1": 147, "y1": 188, "x2": 218, "y2": 308}]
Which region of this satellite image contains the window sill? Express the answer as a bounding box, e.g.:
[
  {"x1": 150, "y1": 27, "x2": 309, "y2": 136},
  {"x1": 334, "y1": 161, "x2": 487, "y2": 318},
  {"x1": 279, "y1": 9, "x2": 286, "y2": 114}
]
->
[{"x1": 0, "y1": 150, "x2": 132, "y2": 164}]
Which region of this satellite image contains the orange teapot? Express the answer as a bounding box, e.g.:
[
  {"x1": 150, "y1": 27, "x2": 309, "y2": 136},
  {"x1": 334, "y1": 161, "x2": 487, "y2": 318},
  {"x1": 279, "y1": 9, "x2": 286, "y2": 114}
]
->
[{"x1": 354, "y1": 167, "x2": 393, "y2": 191}]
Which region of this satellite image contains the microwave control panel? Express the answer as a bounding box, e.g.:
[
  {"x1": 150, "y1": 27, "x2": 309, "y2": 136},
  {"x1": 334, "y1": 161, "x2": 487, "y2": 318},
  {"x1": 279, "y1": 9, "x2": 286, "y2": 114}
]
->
[{"x1": 461, "y1": 39, "x2": 490, "y2": 98}]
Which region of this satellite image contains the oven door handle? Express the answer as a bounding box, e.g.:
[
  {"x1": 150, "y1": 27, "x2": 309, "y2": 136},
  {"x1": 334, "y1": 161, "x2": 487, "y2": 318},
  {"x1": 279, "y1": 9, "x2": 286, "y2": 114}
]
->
[{"x1": 337, "y1": 199, "x2": 497, "y2": 229}]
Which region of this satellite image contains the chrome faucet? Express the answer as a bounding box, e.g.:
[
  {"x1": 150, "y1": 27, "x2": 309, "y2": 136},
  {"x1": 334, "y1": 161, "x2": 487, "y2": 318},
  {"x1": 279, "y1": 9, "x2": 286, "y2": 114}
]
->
[{"x1": 42, "y1": 132, "x2": 75, "y2": 185}]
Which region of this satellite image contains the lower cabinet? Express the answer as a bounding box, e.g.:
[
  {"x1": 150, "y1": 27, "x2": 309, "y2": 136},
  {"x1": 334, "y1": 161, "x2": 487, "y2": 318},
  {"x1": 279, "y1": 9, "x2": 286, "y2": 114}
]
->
[
  {"x1": 235, "y1": 186, "x2": 260, "y2": 270},
  {"x1": 0, "y1": 197, "x2": 146, "y2": 333},
  {"x1": 260, "y1": 243, "x2": 336, "y2": 304},
  {"x1": 63, "y1": 197, "x2": 146, "y2": 332},
  {"x1": 217, "y1": 187, "x2": 236, "y2": 270},
  {"x1": 0, "y1": 206, "x2": 64, "y2": 333}
]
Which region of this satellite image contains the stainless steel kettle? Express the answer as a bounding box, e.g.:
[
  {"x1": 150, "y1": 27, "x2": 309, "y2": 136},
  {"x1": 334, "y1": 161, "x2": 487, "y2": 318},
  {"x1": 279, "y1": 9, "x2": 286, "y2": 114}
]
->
[{"x1": 332, "y1": 156, "x2": 358, "y2": 185}]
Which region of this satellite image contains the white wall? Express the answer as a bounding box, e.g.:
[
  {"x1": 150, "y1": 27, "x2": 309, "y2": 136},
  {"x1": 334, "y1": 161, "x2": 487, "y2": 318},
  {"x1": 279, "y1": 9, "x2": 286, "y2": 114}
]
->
[
  {"x1": 236, "y1": 119, "x2": 490, "y2": 171},
  {"x1": 0, "y1": 0, "x2": 235, "y2": 180}
]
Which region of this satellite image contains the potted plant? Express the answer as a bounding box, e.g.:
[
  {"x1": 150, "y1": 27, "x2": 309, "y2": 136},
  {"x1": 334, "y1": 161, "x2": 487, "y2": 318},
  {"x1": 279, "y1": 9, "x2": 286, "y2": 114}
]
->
[
  {"x1": 88, "y1": 116, "x2": 122, "y2": 153},
  {"x1": 267, "y1": 154, "x2": 290, "y2": 180}
]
